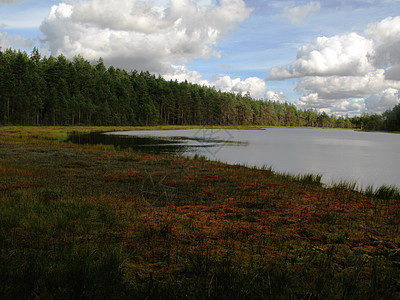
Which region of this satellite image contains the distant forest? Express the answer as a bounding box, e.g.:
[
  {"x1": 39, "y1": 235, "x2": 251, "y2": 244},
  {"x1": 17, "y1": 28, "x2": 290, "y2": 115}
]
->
[{"x1": 1, "y1": 48, "x2": 399, "y2": 130}]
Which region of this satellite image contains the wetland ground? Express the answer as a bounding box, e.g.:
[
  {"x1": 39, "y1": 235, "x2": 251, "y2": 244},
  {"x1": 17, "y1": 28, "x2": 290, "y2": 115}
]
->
[{"x1": 1, "y1": 126, "x2": 400, "y2": 299}]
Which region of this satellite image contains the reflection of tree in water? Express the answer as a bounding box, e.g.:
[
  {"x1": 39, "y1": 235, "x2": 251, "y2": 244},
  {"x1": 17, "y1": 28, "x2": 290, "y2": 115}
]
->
[
  {"x1": 67, "y1": 131, "x2": 241, "y2": 155},
  {"x1": 67, "y1": 132, "x2": 187, "y2": 154}
]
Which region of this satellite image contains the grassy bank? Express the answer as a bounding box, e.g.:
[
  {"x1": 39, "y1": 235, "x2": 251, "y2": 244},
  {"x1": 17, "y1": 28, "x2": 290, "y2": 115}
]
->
[{"x1": 1, "y1": 126, "x2": 400, "y2": 299}]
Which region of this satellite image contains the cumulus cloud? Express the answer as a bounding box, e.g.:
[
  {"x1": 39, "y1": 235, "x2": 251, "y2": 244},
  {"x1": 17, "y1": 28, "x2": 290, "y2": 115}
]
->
[
  {"x1": 163, "y1": 64, "x2": 210, "y2": 86},
  {"x1": 296, "y1": 70, "x2": 400, "y2": 99},
  {"x1": 212, "y1": 76, "x2": 267, "y2": 98},
  {"x1": 163, "y1": 67, "x2": 267, "y2": 98},
  {"x1": 40, "y1": 0, "x2": 252, "y2": 75},
  {"x1": 71, "y1": 0, "x2": 167, "y2": 34},
  {"x1": 269, "y1": 32, "x2": 374, "y2": 80},
  {"x1": 213, "y1": 76, "x2": 237, "y2": 92},
  {"x1": 295, "y1": 94, "x2": 366, "y2": 116},
  {"x1": 365, "y1": 88, "x2": 400, "y2": 114},
  {"x1": 365, "y1": 16, "x2": 400, "y2": 81},
  {"x1": 0, "y1": 31, "x2": 33, "y2": 49},
  {"x1": 268, "y1": 16, "x2": 400, "y2": 115},
  {"x1": 282, "y1": 1, "x2": 320, "y2": 25},
  {"x1": 295, "y1": 88, "x2": 400, "y2": 116},
  {"x1": 365, "y1": 16, "x2": 400, "y2": 68},
  {"x1": 265, "y1": 90, "x2": 287, "y2": 103},
  {"x1": 34, "y1": 0, "x2": 266, "y2": 98},
  {"x1": 231, "y1": 77, "x2": 267, "y2": 98}
]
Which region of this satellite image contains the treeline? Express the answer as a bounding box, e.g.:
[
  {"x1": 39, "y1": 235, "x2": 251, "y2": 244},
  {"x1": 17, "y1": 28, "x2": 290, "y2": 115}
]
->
[
  {"x1": 0, "y1": 48, "x2": 397, "y2": 129},
  {"x1": 353, "y1": 104, "x2": 400, "y2": 131}
]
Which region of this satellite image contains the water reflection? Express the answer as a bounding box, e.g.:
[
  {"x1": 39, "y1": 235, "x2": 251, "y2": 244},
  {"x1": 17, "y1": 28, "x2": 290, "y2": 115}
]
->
[
  {"x1": 66, "y1": 131, "x2": 241, "y2": 154},
  {"x1": 67, "y1": 128, "x2": 400, "y2": 189},
  {"x1": 67, "y1": 131, "x2": 188, "y2": 153}
]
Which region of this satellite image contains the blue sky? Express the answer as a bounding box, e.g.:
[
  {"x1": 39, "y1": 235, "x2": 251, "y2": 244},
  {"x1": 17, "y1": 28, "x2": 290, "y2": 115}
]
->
[{"x1": 1, "y1": 0, "x2": 400, "y2": 115}]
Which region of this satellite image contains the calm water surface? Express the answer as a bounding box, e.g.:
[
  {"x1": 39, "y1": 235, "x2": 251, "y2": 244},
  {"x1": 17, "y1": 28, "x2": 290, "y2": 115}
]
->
[{"x1": 90, "y1": 128, "x2": 400, "y2": 189}]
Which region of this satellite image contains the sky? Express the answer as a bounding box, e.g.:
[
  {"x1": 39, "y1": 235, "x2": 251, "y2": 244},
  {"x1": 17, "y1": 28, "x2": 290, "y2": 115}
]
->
[{"x1": 1, "y1": 0, "x2": 400, "y2": 116}]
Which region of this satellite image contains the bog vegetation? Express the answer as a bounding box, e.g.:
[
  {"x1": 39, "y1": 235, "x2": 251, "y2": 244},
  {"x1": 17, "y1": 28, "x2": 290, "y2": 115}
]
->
[
  {"x1": 1, "y1": 127, "x2": 400, "y2": 299},
  {"x1": 1, "y1": 46, "x2": 400, "y2": 298},
  {"x1": 1, "y1": 47, "x2": 399, "y2": 130}
]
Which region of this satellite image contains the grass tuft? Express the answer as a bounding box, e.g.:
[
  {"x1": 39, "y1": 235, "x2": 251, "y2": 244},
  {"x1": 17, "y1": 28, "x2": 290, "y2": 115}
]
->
[
  {"x1": 331, "y1": 180, "x2": 358, "y2": 192},
  {"x1": 192, "y1": 153, "x2": 208, "y2": 161},
  {"x1": 296, "y1": 173, "x2": 323, "y2": 186},
  {"x1": 374, "y1": 184, "x2": 400, "y2": 200}
]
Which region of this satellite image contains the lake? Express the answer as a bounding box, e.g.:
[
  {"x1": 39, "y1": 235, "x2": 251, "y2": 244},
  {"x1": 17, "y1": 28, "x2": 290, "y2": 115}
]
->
[{"x1": 71, "y1": 128, "x2": 400, "y2": 189}]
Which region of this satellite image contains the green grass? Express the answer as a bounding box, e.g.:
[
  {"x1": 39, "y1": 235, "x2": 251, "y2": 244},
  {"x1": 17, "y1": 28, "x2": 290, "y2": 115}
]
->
[
  {"x1": 295, "y1": 173, "x2": 323, "y2": 186},
  {"x1": 374, "y1": 184, "x2": 400, "y2": 200},
  {"x1": 0, "y1": 194, "x2": 130, "y2": 299},
  {"x1": 331, "y1": 179, "x2": 359, "y2": 192}
]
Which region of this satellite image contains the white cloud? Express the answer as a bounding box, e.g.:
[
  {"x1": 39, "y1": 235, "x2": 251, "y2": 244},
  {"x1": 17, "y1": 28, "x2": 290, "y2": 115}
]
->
[
  {"x1": 294, "y1": 70, "x2": 400, "y2": 115},
  {"x1": 36, "y1": 0, "x2": 266, "y2": 98},
  {"x1": 332, "y1": 98, "x2": 366, "y2": 116},
  {"x1": 71, "y1": 0, "x2": 166, "y2": 34},
  {"x1": 0, "y1": 31, "x2": 33, "y2": 49},
  {"x1": 296, "y1": 93, "x2": 322, "y2": 109},
  {"x1": 365, "y1": 16, "x2": 400, "y2": 68},
  {"x1": 232, "y1": 77, "x2": 267, "y2": 98},
  {"x1": 365, "y1": 88, "x2": 400, "y2": 114},
  {"x1": 213, "y1": 76, "x2": 267, "y2": 98},
  {"x1": 40, "y1": 0, "x2": 252, "y2": 75},
  {"x1": 265, "y1": 90, "x2": 287, "y2": 103},
  {"x1": 268, "y1": 15, "x2": 400, "y2": 115},
  {"x1": 163, "y1": 64, "x2": 210, "y2": 86},
  {"x1": 295, "y1": 88, "x2": 400, "y2": 116},
  {"x1": 269, "y1": 32, "x2": 374, "y2": 79},
  {"x1": 295, "y1": 94, "x2": 366, "y2": 116},
  {"x1": 365, "y1": 16, "x2": 400, "y2": 81},
  {"x1": 282, "y1": 1, "x2": 320, "y2": 25},
  {"x1": 296, "y1": 69, "x2": 400, "y2": 99},
  {"x1": 163, "y1": 67, "x2": 267, "y2": 98},
  {"x1": 213, "y1": 75, "x2": 237, "y2": 92}
]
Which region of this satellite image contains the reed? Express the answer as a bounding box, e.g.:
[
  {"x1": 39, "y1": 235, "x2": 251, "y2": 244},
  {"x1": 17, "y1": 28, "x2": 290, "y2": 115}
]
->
[
  {"x1": 295, "y1": 173, "x2": 323, "y2": 185},
  {"x1": 374, "y1": 184, "x2": 400, "y2": 200},
  {"x1": 331, "y1": 179, "x2": 359, "y2": 192}
]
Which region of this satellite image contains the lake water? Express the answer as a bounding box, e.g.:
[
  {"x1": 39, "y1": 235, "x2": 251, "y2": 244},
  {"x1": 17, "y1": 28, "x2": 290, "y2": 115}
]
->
[{"x1": 76, "y1": 128, "x2": 400, "y2": 189}]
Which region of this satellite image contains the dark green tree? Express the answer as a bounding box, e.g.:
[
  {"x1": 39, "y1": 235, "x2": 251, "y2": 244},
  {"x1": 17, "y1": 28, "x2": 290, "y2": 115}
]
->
[{"x1": 384, "y1": 104, "x2": 400, "y2": 131}]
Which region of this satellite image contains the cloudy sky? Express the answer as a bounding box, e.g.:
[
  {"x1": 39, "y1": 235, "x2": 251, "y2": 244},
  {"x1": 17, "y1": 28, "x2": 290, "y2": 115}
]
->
[{"x1": 1, "y1": 0, "x2": 400, "y2": 116}]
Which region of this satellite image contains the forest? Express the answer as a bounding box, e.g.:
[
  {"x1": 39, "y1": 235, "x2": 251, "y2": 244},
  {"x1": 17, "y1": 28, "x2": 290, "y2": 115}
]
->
[{"x1": 1, "y1": 48, "x2": 399, "y2": 130}]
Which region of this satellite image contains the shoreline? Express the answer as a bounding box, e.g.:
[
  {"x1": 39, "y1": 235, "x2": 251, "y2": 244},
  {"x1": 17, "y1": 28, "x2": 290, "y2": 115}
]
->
[
  {"x1": 66, "y1": 125, "x2": 400, "y2": 193},
  {"x1": 1, "y1": 126, "x2": 400, "y2": 298}
]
